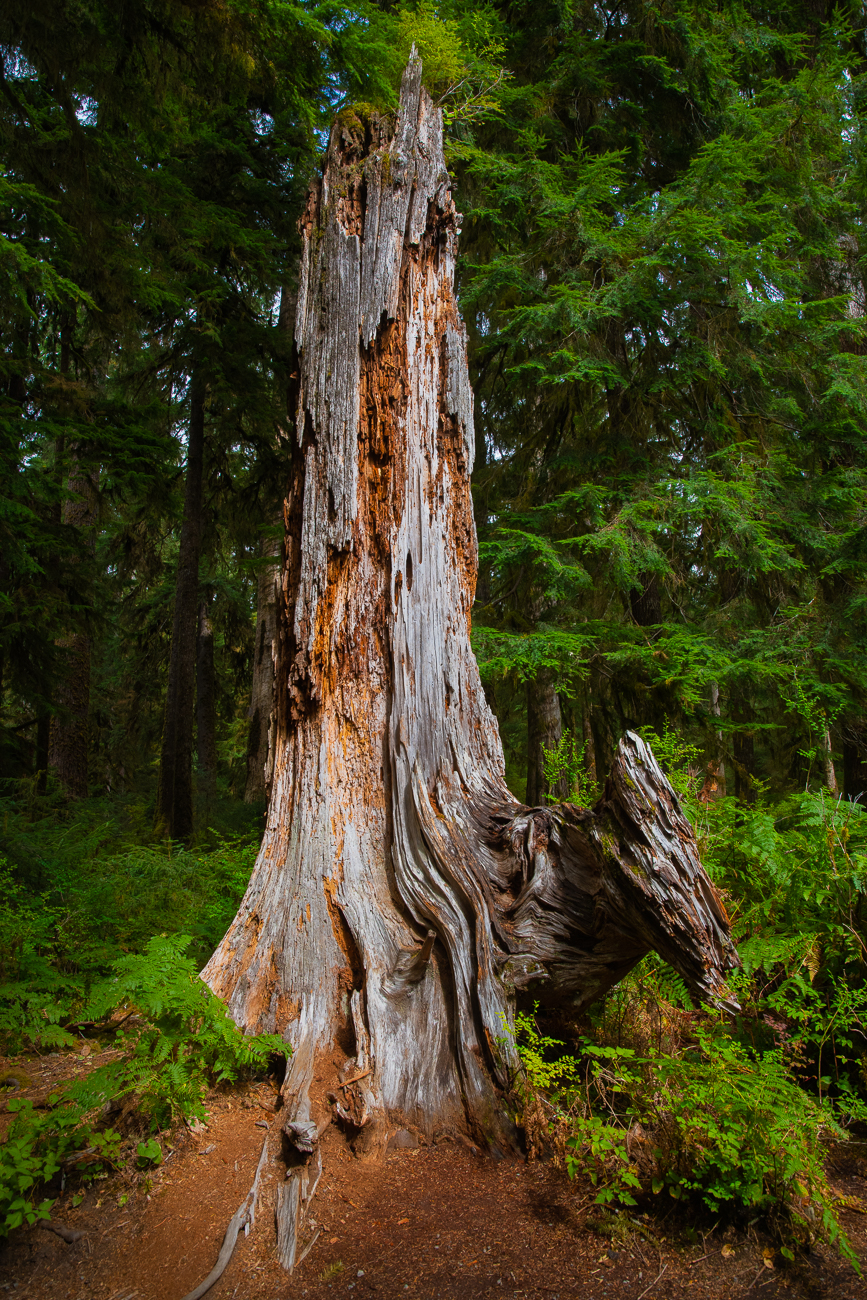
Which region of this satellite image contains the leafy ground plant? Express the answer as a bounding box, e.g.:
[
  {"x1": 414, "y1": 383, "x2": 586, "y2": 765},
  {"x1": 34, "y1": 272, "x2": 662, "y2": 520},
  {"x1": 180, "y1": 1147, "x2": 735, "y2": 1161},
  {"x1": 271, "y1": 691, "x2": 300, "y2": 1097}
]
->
[
  {"x1": 69, "y1": 933, "x2": 288, "y2": 1126},
  {"x1": 0, "y1": 823, "x2": 260, "y2": 1054},
  {"x1": 513, "y1": 1006, "x2": 858, "y2": 1267},
  {"x1": 0, "y1": 1097, "x2": 122, "y2": 1234},
  {"x1": 0, "y1": 934, "x2": 288, "y2": 1235}
]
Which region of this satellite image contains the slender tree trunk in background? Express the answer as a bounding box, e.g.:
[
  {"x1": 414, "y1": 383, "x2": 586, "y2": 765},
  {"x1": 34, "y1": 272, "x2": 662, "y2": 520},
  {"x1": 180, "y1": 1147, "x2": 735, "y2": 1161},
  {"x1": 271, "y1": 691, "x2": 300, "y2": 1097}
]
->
[
  {"x1": 699, "y1": 682, "x2": 726, "y2": 803},
  {"x1": 48, "y1": 328, "x2": 97, "y2": 799},
  {"x1": 526, "y1": 670, "x2": 567, "y2": 804},
  {"x1": 820, "y1": 714, "x2": 839, "y2": 796},
  {"x1": 204, "y1": 57, "x2": 739, "y2": 1271},
  {"x1": 629, "y1": 573, "x2": 661, "y2": 627},
  {"x1": 2, "y1": 341, "x2": 46, "y2": 788},
  {"x1": 156, "y1": 374, "x2": 206, "y2": 842},
  {"x1": 842, "y1": 721, "x2": 867, "y2": 801},
  {"x1": 47, "y1": 456, "x2": 98, "y2": 798},
  {"x1": 732, "y1": 695, "x2": 756, "y2": 804},
  {"x1": 582, "y1": 688, "x2": 598, "y2": 791},
  {"x1": 35, "y1": 714, "x2": 50, "y2": 796},
  {"x1": 196, "y1": 594, "x2": 217, "y2": 805},
  {"x1": 243, "y1": 284, "x2": 296, "y2": 807},
  {"x1": 244, "y1": 531, "x2": 280, "y2": 804}
]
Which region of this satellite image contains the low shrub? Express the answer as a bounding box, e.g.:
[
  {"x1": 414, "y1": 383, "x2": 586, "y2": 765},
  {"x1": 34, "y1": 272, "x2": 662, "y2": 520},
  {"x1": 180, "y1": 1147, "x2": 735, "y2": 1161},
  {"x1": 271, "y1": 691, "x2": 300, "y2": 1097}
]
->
[
  {"x1": 0, "y1": 934, "x2": 288, "y2": 1236},
  {"x1": 71, "y1": 932, "x2": 287, "y2": 1126},
  {"x1": 514, "y1": 1007, "x2": 855, "y2": 1264}
]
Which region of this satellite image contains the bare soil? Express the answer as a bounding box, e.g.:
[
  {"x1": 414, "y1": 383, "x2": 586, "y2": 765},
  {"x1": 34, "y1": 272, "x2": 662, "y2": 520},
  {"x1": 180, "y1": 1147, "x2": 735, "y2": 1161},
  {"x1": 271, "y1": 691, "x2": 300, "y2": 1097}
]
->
[{"x1": 2, "y1": 1049, "x2": 866, "y2": 1300}]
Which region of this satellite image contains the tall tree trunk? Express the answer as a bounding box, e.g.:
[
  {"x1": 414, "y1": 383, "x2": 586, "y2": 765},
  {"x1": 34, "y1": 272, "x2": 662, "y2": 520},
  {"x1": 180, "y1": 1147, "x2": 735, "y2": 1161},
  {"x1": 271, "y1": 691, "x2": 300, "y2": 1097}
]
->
[
  {"x1": 156, "y1": 374, "x2": 206, "y2": 842},
  {"x1": 48, "y1": 329, "x2": 98, "y2": 799},
  {"x1": 526, "y1": 671, "x2": 568, "y2": 804},
  {"x1": 48, "y1": 468, "x2": 98, "y2": 798},
  {"x1": 204, "y1": 56, "x2": 738, "y2": 1270},
  {"x1": 196, "y1": 593, "x2": 217, "y2": 805},
  {"x1": 244, "y1": 531, "x2": 280, "y2": 804}
]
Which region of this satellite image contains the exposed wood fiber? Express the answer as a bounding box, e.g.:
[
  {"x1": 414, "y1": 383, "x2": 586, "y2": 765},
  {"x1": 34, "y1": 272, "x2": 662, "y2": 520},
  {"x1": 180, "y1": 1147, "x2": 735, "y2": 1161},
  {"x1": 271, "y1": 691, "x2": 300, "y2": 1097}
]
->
[{"x1": 203, "y1": 51, "x2": 740, "y2": 1268}]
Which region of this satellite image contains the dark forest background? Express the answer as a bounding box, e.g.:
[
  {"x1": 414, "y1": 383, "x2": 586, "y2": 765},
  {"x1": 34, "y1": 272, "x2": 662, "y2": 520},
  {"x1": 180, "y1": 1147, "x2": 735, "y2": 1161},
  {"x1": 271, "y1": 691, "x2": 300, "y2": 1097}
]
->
[
  {"x1": 2, "y1": 0, "x2": 867, "y2": 1253},
  {"x1": 4, "y1": 0, "x2": 867, "y2": 821}
]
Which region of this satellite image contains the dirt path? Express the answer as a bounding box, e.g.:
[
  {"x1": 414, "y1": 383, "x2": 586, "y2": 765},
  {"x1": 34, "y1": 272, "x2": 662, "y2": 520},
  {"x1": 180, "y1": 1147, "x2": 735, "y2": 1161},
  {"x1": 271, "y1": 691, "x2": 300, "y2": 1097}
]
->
[{"x1": 2, "y1": 1058, "x2": 866, "y2": 1300}]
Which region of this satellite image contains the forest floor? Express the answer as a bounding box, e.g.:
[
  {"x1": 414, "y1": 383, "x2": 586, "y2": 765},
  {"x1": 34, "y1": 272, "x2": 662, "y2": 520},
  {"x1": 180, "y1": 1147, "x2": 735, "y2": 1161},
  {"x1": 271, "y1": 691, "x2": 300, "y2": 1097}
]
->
[{"x1": 2, "y1": 1047, "x2": 867, "y2": 1300}]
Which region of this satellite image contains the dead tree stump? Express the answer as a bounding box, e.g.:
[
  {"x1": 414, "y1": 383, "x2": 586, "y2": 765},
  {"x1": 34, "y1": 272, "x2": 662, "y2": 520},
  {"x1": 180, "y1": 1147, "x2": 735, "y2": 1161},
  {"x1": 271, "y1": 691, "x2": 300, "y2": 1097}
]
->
[{"x1": 203, "y1": 51, "x2": 739, "y2": 1269}]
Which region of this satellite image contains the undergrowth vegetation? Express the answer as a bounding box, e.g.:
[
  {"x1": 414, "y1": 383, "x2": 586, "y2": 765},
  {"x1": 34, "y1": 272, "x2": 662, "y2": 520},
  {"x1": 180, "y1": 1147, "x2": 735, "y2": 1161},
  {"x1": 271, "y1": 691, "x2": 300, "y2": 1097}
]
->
[
  {"x1": 2, "y1": 731, "x2": 866, "y2": 1262},
  {"x1": 510, "y1": 728, "x2": 867, "y2": 1266},
  {"x1": 0, "y1": 788, "x2": 285, "y2": 1235}
]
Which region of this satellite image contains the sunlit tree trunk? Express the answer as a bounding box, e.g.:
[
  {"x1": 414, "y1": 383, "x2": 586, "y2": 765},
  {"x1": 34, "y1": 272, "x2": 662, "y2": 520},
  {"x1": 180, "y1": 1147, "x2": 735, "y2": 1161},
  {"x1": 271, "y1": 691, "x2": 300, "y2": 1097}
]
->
[
  {"x1": 699, "y1": 682, "x2": 726, "y2": 804},
  {"x1": 204, "y1": 56, "x2": 739, "y2": 1270},
  {"x1": 820, "y1": 714, "x2": 839, "y2": 797}
]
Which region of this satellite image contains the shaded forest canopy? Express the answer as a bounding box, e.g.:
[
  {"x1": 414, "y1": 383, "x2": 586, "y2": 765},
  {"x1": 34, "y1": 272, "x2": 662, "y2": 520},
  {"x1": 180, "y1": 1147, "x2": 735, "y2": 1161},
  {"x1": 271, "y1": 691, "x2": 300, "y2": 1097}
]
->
[
  {"x1": 2, "y1": 0, "x2": 867, "y2": 1266},
  {"x1": 3, "y1": 0, "x2": 867, "y2": 809}
]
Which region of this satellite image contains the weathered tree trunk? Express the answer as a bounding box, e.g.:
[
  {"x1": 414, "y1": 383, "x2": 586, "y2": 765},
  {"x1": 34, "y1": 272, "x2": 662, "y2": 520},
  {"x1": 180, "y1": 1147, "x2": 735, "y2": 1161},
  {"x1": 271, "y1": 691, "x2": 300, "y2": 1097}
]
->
[
  {"x1": 244, "y1": 531, "x2": 280, "y2": 804},
  {"x1": 156, "y1": 373, "x2": 206, "y2": 842},
  {"x1": 204, "y1": 55, "x2": 739, "y2": 1269}
]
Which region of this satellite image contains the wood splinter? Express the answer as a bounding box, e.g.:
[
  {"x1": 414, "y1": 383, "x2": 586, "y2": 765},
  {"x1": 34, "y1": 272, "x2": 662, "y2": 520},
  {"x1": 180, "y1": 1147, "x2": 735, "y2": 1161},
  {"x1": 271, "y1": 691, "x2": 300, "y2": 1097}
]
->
[{"x1": 338, "y1": 1068, "x2": 371, "y2": 1091}]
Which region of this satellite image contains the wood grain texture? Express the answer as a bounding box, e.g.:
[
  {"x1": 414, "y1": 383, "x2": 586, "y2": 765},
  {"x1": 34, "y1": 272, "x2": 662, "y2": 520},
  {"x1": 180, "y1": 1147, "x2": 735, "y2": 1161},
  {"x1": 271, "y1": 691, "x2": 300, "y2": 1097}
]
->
[{"x1": 203, "y1": 54, "x2": 740, "y2": 1239}]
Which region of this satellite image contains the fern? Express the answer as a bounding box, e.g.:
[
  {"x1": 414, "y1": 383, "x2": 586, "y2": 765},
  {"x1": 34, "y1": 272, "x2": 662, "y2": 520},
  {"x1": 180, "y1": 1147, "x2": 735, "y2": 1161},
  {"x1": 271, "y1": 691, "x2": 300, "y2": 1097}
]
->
[{"x1": 70, "y1": 934, "x2": 289, "y2": 1125}]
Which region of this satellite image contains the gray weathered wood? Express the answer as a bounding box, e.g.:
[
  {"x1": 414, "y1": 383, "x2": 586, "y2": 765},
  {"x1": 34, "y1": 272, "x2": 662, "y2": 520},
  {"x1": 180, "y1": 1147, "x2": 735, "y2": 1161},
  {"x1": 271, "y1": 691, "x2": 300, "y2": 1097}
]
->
[{"x1": 203, "y1": 51, "x2": 740, "y2": 1270}]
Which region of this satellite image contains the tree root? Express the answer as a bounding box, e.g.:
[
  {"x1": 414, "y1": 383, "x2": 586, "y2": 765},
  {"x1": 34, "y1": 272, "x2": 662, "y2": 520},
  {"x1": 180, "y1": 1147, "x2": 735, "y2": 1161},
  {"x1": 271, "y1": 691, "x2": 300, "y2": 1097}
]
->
[
  {"x1": 179, "y1": 1136, "x2": 268, "y2": 1300},
  {"x1": 276, "y1": 1145, "x2": 322, "y2": 1270},
  {"x1": 39, "y1": 1220, "x2": 85, "y2": 1244}
]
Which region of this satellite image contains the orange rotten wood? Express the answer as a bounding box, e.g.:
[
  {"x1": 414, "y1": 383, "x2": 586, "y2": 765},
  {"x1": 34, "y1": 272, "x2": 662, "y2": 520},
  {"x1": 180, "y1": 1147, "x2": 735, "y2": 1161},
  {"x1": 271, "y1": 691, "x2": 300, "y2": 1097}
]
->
[{"x1": 202, "y1": 52, "x2": 740, "y2": 1272}]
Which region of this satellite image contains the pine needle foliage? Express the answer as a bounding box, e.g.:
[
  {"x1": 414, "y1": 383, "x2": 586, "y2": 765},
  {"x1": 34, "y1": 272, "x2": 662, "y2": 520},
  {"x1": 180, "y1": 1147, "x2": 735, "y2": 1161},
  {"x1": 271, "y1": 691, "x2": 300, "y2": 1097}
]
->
[{"x1": 462, "y1": 0, "x2": 867, "y2": 797}]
